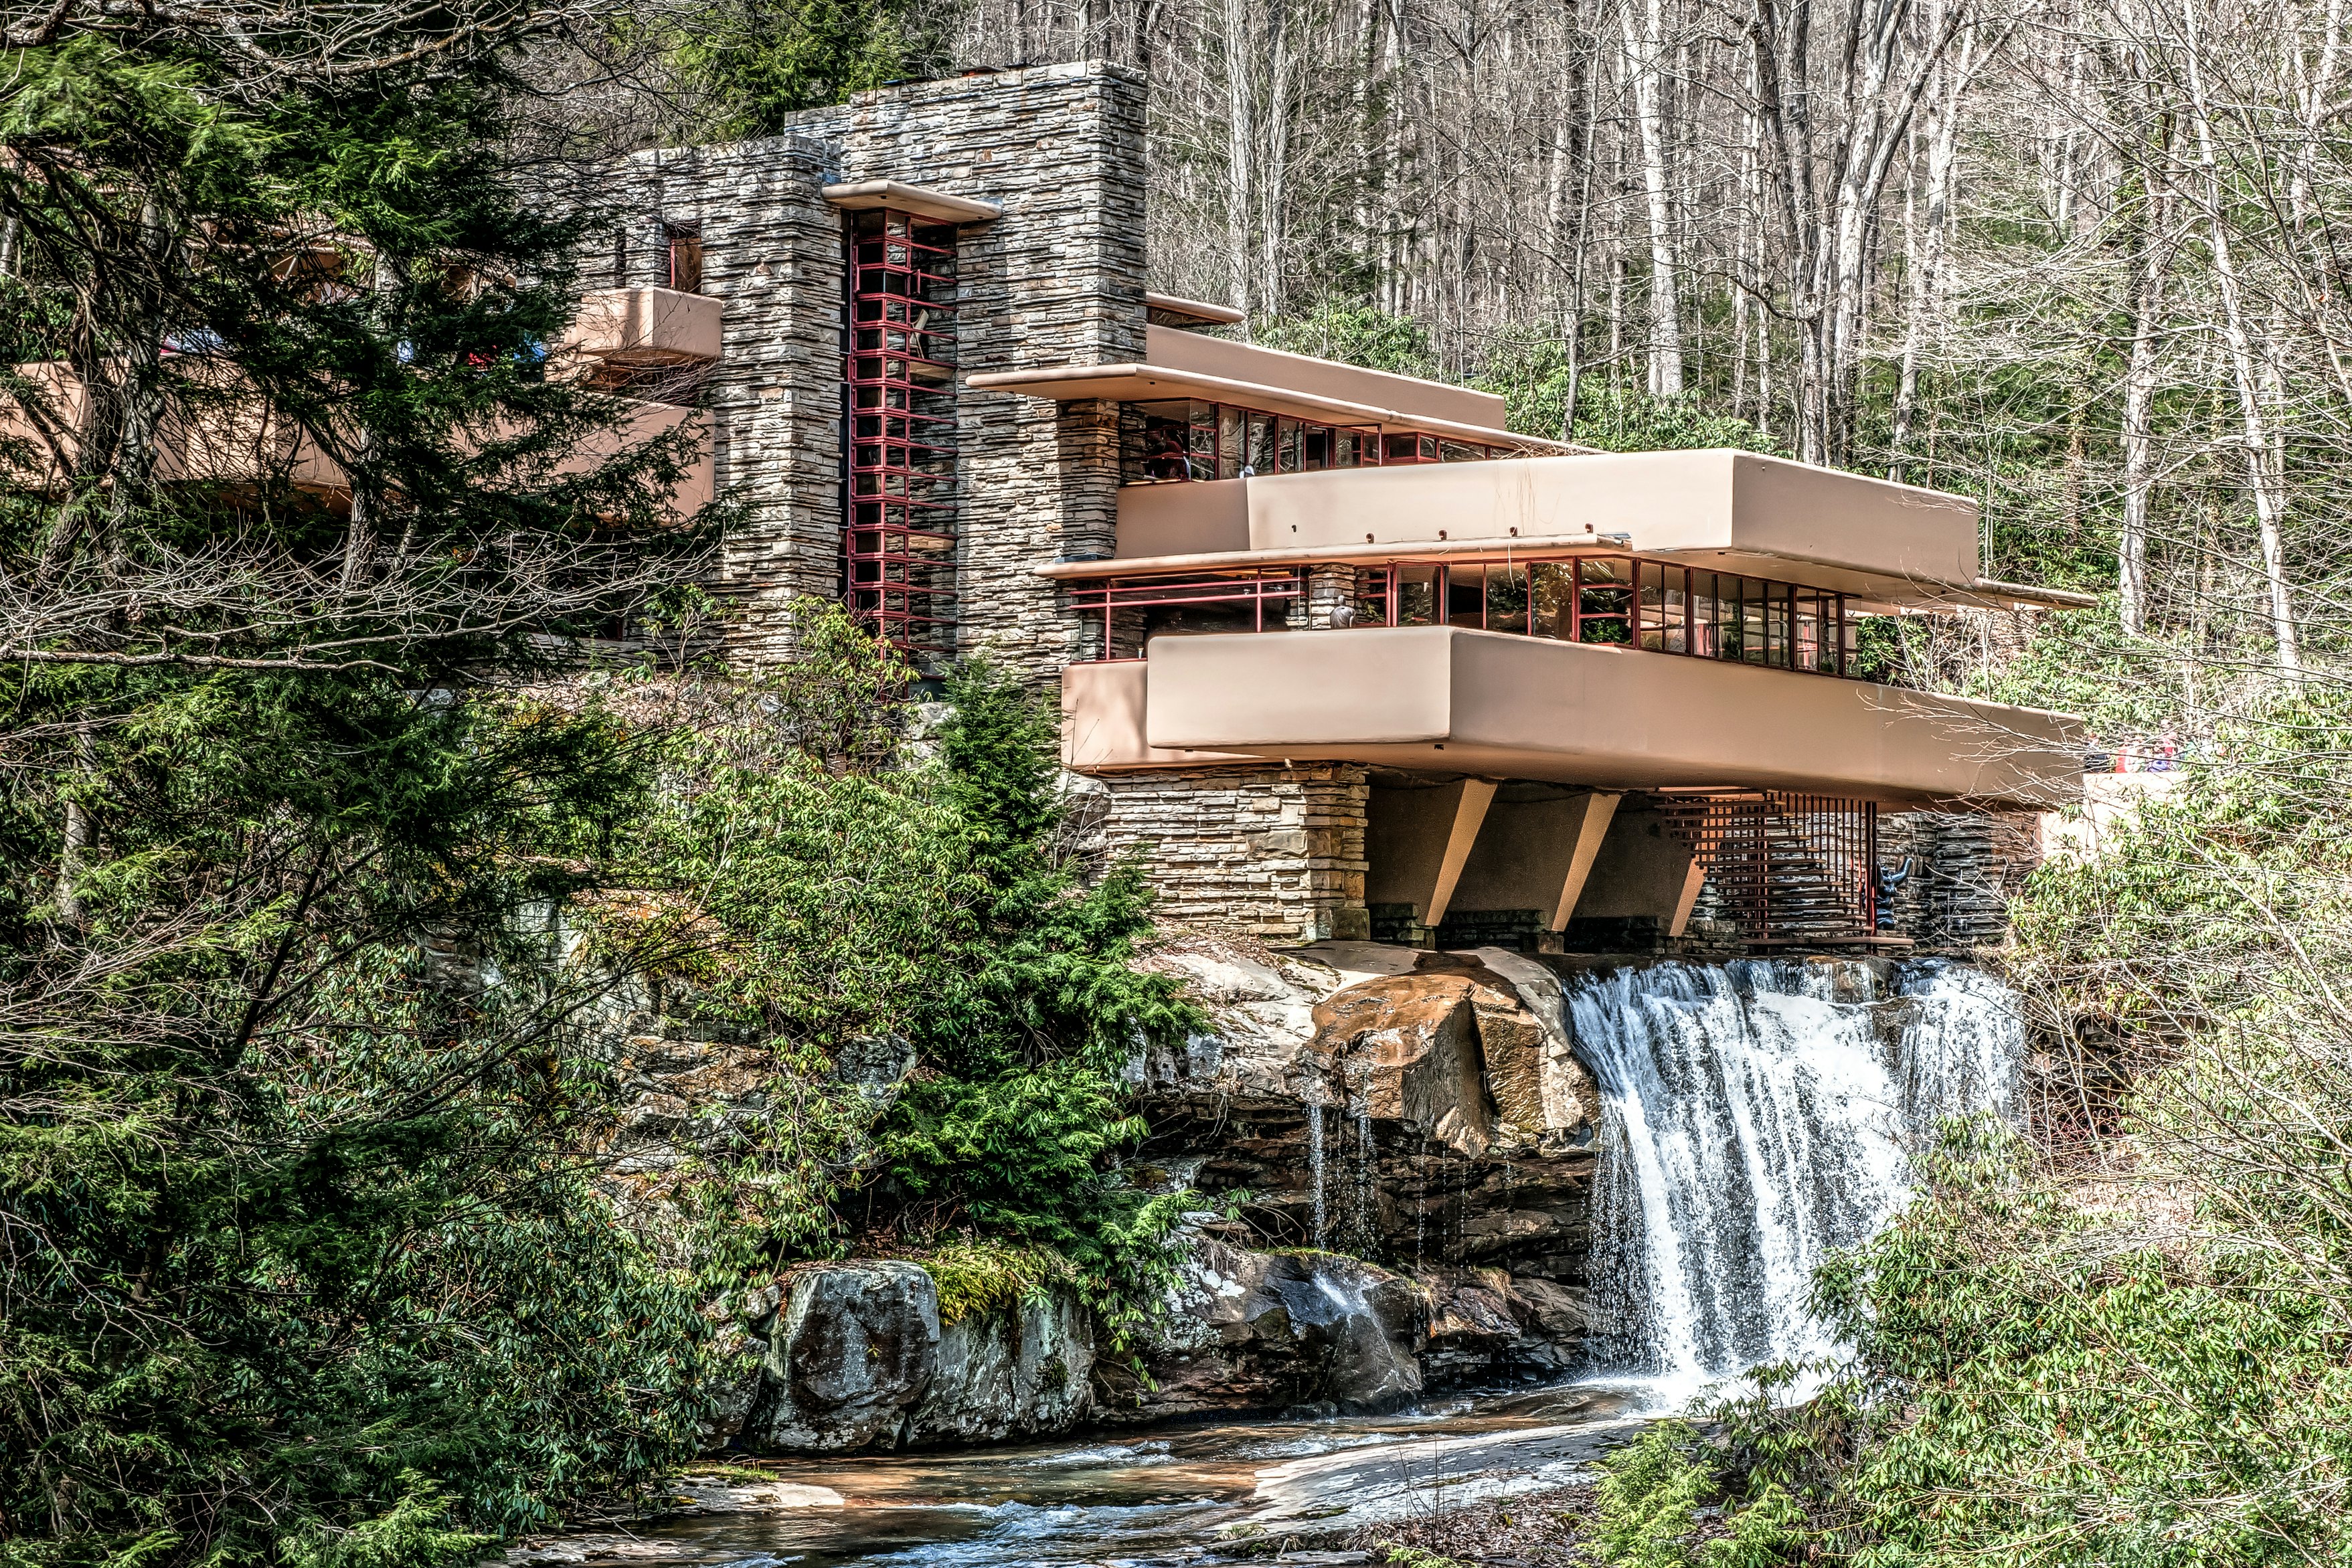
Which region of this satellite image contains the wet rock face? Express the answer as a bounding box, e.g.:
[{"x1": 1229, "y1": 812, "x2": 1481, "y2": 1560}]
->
[
  {"x1": 1141, "y1": 941, "x2": 1602, "y2": 1288},
  {"x1": 1096, "y1": 1241, "x2": 1424, "y2": 1421},
  {"x1": 752, "y1": 1262, "x2": 940, "y2": 1451},
  {"x1": 912, "y1": 1288, "x2": 1095, "y2": 1445}
]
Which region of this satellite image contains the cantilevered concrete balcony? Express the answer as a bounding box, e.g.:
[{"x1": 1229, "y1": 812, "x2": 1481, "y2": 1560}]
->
[
  {"x1": 970, "y1": 325, "x2": 1564, "y2": 452},
  {"x1": 1076, "y1": 448, "x2": 2090, "y2": 612},
  {"x1": 1064, "y1": 626, "x2": 2083, "y2": 808},
  {"x1": 3, "y1": 363, "x2": 710, "y2": 519},
  {"x1": 556, "y1": 287, "x2": 724, "y2": 367}
]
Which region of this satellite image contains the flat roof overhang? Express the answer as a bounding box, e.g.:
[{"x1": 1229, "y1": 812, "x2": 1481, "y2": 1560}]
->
[
  {"x1": 1147, "y1": 292, "x2": 1246, "y2": 326},
  {"x1": 1065, "y1": 627, "x2": 2084, "y2": 808},
  {"x1": 967, "y1": 362, "x2": 1564, "y2": 451},
  {"x1": 821, "y1": 179, "x2": 1002, "y2": 224},
  {"x1": 1045, "y1": 449, "x2": 2096, "y2": 612}
]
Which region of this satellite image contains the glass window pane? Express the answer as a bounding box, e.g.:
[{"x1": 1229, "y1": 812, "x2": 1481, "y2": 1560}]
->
[
  {"x1": 1446, "y1": 566, "x2": 1485, "y2": 628},
  {"x1": 1303, "y1": 425, "x2": 1332, "y2": 471},
  {"x1": 1350, "y1": 568, "x2": 1390, "y2": 627},
  {"x1": 1217, "y1": 406, "x2": 1245, "y2": 480},
  {"x1": 1485, "y1": 564, "x2": 1530, "y2": 634},
  {"x1": 1740, "y1": 579, "x2": 1767, "y2": 665},
  {"x1": 1638, "y1": 562, "x2": 1667, "y2": 651},
  {"x1": 1128, "y1": 400, "x2": 1193, "y2": 483},
  {"x1": 1396, "y1": 565, "x2": 1439, "y2": 626},
  {"x1": 1530, "y1": 561, "x2": 1576, "y2": 638},
  {"x1": 1245, "y1": 412, "x2": 1275, "y2": 475},
  {"x1": 1334, "y1": 430, "x2": 1363, "y2": 468},
  {"x1": 1187, "y1": 402, "x2": 1217, "y2": 477},
  {"x1": 1578, "y1": 556, "x2": 1633, "y2": 644}
]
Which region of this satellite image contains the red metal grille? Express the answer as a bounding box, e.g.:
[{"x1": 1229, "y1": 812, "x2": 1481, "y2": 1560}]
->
[
  {"x1": 845, "y1": 209, "x2": 958, "y2": 657},
  {"x1": 1659, "y1": 791, "x2": 1881, "y2": 943}
]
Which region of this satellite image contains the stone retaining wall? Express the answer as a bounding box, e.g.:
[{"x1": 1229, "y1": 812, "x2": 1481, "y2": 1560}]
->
[{"x1": 1094, "y1": 763, "x2": 1371, "y2": 942}]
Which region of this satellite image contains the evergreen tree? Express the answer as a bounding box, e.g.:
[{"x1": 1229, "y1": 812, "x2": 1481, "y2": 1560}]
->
[{"x1": 0, "y1": 11, "x2": 717, "y2": 1566}]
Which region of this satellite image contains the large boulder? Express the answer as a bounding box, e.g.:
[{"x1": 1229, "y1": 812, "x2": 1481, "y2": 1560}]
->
[
  {"x1": 1100, "y1": 1240, "x2": 1426, "y2": 1421},
  {"x1": 1311, "y1": 974, "x2": 1494, "y2": 1156},
  {"x1": 750, "y1": 1261, "x2": 939, "y2": 1451}
]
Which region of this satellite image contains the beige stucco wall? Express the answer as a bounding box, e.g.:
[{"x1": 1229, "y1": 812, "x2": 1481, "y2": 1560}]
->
[{"x1": 1067, "y1": 626, "x2": 2081, "y2": 808}]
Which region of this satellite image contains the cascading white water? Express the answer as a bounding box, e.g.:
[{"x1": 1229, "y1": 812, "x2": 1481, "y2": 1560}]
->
[
  {"x1": 1306, "y1": 1100, "x2": 1327, "y2": 1246},
  {"x1": 1569, "y1": 958, "x2": 2023, "y2": 1401}
]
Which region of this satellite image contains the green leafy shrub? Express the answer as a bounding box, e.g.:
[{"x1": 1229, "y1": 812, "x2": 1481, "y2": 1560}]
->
[
  {"x1": 1592, "y1": 1421, "x2": 1713, "y2": 1568},
  {"x1": 606, "y1": 606, "x2": 1203, "y2": 1331},
  {"x1": 920, "y1": 1239, "x2": 1080, "y2": 1324}
]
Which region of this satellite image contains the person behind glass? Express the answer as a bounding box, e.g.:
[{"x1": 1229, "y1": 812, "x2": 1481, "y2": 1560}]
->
[{"x1": 1142, "y1": 421, "x2": 1191, "y2": 481}]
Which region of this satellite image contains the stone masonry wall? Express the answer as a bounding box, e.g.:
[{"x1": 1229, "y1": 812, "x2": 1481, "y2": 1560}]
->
[
  {"x1": 1096, "y1": 764, "x2": 1371, "y2": 942},
  {"x1": 1879, "y1": 808, "x2": 2045, "y2": 950},
  {"x1": 614, "y1": 63, "x2": 1146, "y2": 671},
  {"x1": 618, "y1": 135, "x2": 845, "y2": 663},
  {"x1": 823, "y1": 64, "x2": 1147, "y2": 681}
]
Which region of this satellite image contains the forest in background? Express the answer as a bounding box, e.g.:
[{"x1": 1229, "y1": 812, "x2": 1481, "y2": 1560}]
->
[{"x1": 3, "y1": 1, "x2": 2351, "y2": 1566}]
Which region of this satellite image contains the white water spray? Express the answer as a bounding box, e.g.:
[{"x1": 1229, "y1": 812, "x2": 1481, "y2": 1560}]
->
[{"x1": 1570, "y1": 958, "x2": 2022, "y2": 1403}]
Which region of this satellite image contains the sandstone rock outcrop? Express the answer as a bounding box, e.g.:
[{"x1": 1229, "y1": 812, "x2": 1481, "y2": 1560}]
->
[
  {"x1": 1140, "y1": 940, "x2": 1603, "y2": 1288},
  {"x1": 689, "y1": 938, "x2": 1628, "y2": 1456},
  {"x1": 752, "y1": 1261, "x2": 940, "y2": 1451}
]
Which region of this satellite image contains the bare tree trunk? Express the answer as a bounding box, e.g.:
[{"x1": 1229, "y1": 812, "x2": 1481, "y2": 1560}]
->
[
  {"x1": 53, "y1": 725, "x2": 94, "y2": 935},
  {"x1": 1893, "y1": 10, "x2": 1976, "y2": 476},
  {"x1": 1223, "y1": 0, "x2": 1256, "y2": 319},
  {"x1": 1622, "y1": 0, "x2": 1684, "y2": 394},
  {"x1": 2119, "y1": 141, "x2": 2173, "y2": 637},
  {"x1": 2180, "y1": 2, "x2": 2300, "y2": 675}
]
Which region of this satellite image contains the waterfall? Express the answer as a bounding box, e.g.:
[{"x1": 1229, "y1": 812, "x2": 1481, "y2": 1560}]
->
[
  {"x1": 1307, "y1": 1100, "x2": 1327, "y2": 1246},
  {"x1": 1569, "y1": 958, "x2": 2023, "y2": 1400}
]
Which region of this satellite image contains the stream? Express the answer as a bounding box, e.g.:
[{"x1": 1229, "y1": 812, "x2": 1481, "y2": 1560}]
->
[{"x1": 528, "y1": 1380, "x2": 1646, "y2": 1568}]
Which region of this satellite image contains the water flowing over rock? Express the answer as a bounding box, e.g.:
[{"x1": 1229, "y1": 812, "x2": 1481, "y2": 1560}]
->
[{"x1": 1567, "y1": 958, "x2": 2024, "y2": 1393}]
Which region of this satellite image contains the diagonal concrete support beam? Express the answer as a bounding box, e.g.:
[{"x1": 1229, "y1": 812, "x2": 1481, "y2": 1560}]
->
[
  {"x1": 1549, "y1": 791, "x2": 1621, "y2": 930},
  {"x1": 1667, "y1": 857, "x2": 1709, "y2": 938},
  {"x1": 1422, "y1": 778, "x2": 1498, "y2": 929},
  {"x1": 1369, "y1": 776, "x2": 1509, "y2": 935}
]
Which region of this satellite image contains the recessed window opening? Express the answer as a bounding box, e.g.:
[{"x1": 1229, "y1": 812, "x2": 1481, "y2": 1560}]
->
[{"x1": 665, "y1": 221, "x2": 703, "y2": 293}]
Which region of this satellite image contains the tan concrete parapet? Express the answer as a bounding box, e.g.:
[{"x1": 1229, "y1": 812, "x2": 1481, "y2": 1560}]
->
[
  {"x1": 1066, "y1": 625, "x2": 2084, "y2": 808},
  {"x1": 1, "y1": 358, "x2": 349, "y2": 496},
  {"x1": 558, "y1": 398, "x2": 715, "y2": 520},
  {"x1": 1071, "y1": 449, "x2": 2096, "y2": 611},
  {"x1": 558, "y1": 287, "x2": 724, "y2": 366}
]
